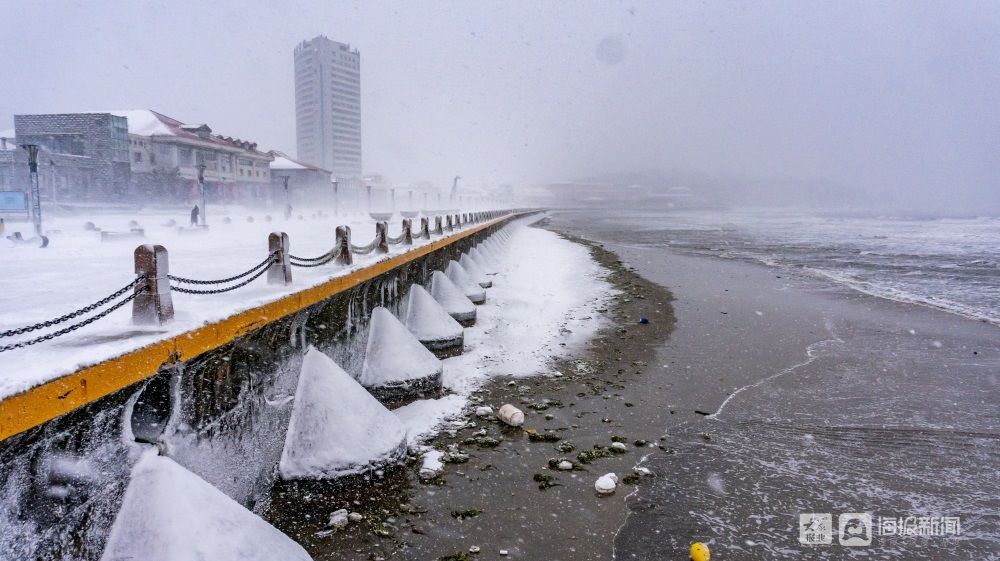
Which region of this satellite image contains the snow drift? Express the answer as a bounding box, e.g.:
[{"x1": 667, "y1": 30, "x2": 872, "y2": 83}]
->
[
  {"x1": 100, "y1": 450, "x2": 312, "y2": 561},
  {"x1": 279, "y1": 347, "x2": 407, "y2": 479}
]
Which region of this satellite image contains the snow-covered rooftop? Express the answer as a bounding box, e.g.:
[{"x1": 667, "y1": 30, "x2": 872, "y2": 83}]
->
[
  {"x1": 99, "y1": 110, "x2": 270, "y2": 157},
  {"x1": 268, "y1": 151, "x2": 328, "y2": 173}
]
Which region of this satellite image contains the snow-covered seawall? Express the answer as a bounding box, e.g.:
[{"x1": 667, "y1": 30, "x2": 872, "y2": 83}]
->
[
  {"x1": 0, "y1": 212, "x2": 614, "y2": 561},
  {"x1": 396, "y1": 217, "x2": 613, "y2": 443}
]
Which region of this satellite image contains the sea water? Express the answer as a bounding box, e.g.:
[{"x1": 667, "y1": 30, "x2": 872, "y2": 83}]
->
[{"x1": 577, "y1": 207, "x2": 1000, "y2": 325}]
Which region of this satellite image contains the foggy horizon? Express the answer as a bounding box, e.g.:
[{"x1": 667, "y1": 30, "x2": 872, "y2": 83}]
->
[{"x1": 1, "y1": 1, "x2": 998, "y2": 212}]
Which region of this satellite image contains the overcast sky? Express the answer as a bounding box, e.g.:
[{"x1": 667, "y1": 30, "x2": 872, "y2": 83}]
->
[{"x1": 1, "y1": 1, "x2": 997, "y2": 211}]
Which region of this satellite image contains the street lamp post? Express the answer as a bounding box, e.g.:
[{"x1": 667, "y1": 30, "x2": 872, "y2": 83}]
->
[
  {"x1": 21, "y1": 145, "x2": 42, "y2": 236},
  {"x1": 282, "y1": 176, "x2": 291, "y2": 219},
  {"x1": 390, "y1": 188, "x2": 396, "y2": 213},
  {"x1": 196, "y1": 164, "x2": 207, "y2": 226},
  {"x1": 366, "y1": 184, "x2": 372, "y2": 213},
  {"x1": 332, "y1": 178, "x2": 339, "y2": 216}
]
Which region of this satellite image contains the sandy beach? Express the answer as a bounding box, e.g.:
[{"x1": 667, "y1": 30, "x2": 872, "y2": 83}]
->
[{"x1": 266, "y1": 214, "x2": 998, "y2": 560}]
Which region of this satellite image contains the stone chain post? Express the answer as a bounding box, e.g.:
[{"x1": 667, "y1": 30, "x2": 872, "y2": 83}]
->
[
  {"x1": 267, "y1": 232, "x2": 292, "y2": 285},
  {"x1": 335, "y1": 225, "x2": 353, "y2": 265},
  {"x1": 133, "y1": 244, "x2": 174, "y2": 325},
  {"x1": 375, "y1": 221, "x2": 389, "y2": 254},
  {"x1": 401, "y1": 218, "x2": 413, "y2": 245}
]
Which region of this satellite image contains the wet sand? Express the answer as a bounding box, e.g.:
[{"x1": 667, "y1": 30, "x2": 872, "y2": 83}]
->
[{"x1": 267, "y1": 216, "x2": 999, "y2": 560}]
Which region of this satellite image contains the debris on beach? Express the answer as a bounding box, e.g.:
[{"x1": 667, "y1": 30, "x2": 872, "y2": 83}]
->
[
  {"x1": 475, "y1": 406, "x2": 494, "y2": 418},
  {"x1": 638, "y1": 316, "x2": 649, "y2": 324},
  {"x1": 533, "y1": 473, "x2": 559, "y2": 489},
  {"x1": 469, "y1": 545, "x2": 481, "y2": 554},
  {"x1": 610, "y1": 442, "x2": 627, "y2": 453},
  {"x1": 690, "y1": 542, "x2": 711, "y2": 561},
  {"x1": 498, "y1": 404, "x2": 525, "y2": 426},
  {"x1": 419, "y1": 450, "x2": 445, "y2": 480},
  {"x1": 328, "y1": 509, "x2": 349, "y2": 529},
  {"x1": 595, "y1": 473, "x2": 618, "y2": 495},
  {"x1": 577, "y1": 446, "x2": 613, "y2": 464},
  {"x1": 525, "y1": 429, "x2": 561, "y2": 442},
  {"x1": 450, "y1": 509, "x2": 482, "y2": 520}
]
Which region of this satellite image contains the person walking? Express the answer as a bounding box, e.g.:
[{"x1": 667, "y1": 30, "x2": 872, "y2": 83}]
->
[{"x1": 190, "y1": 205, "x2": 200, "y2": 227}]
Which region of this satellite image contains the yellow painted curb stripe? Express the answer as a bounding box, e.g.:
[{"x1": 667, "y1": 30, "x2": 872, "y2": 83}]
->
[{"x1": 0, "y1": 213, "x2": 525, "y2": 441}]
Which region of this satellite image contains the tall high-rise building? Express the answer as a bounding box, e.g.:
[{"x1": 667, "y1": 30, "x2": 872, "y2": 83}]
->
[{"x1": 294, "y1": 36, "x2": 362, "y2": 178}]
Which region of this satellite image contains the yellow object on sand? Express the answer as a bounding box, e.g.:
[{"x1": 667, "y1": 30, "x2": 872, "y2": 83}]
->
[{"x1": 690, "y1": 542, "x2": 711, "y2": 561}]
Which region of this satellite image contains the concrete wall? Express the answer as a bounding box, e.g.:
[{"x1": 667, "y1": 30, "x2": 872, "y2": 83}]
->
[{"x1": 0, "y1": 216, "x2": 515, "y2": 561}]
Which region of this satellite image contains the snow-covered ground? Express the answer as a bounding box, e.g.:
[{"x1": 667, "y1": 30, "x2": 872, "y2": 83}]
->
[
  {"x1": 393, "y1": 217, "x2": 614, "y2": 444},
  {"x1": 0, "y1": 206, "x2": 493, "y2": 399}
]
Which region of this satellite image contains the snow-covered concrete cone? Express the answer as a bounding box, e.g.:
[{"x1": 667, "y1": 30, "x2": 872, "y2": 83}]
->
[
  {"x1": 359, "y1": 307, "x2": 444, "y2": 403},
  {"x1": 404, "y1": 284, "x2": 464, "y2": 357},
  {"x1": 420, "y1": 217, "x2": 431, "y2": 239},
  {"x1": 498, "y1": 404, "x2": 525, "y2": 427},
  {"x1": 431, "y1": 270, "x2": 477, "y2": 326},
  {"x1": 132, "y1": 244, "x2": 174, "y2": 325},
  {"x1": 446, "y1": 260, "x2": 486, "y2": 304},
  {"x1": 100, "y1": 450, "x2": 311, "y2": 561},
  {"x1": 279, "y1": 347, "x2": 407, "y2": 480},
  {"x1": 267, "y1": 232, "x2": 292, "y2": 285},
  {"x1": 460, "y1": 253, "x2": 492, "y2": 288},
  {"x1": 470, "y1": 247, "x2": 497, "y2": 275}
]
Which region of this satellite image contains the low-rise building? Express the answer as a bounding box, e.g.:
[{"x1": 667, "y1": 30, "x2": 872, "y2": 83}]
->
[
  {"x1": 0, "y1": 111, "x2": 274, "y2": 205},
  {"x1": 111, "y1": 110, "x2": 273, "y2": 204},
  {"x1": 268, "y1": 151, "x2": 332, "y2": 207}
]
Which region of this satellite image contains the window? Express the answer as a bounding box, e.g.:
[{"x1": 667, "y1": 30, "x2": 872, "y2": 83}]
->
[{"x1": 133, "y1": 151, "x2": 142, "y2": 163}]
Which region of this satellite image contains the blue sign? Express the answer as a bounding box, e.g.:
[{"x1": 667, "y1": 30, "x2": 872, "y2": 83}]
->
[{"x1": 0, "y1": 191, "x2": 27, "y2": 211}]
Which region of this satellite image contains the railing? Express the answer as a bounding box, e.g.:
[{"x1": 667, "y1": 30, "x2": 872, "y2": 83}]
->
[{"x1": 0, "y1": 210, "x2": 516, "y2": 352}]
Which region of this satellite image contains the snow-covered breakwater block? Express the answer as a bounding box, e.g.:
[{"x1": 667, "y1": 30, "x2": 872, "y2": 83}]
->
[
  {"x1": 431, "y1": 270, "x2": 477, "y2": 326},
  {"x1": 360, "y1": 307, "x2": 444, "y2": 402},
  {"x1": 470, "y1": 246, "x2": 497, "y2": 275},
  {"x1": 405, "y1": 285, "x2": 464, "y2": 357},
  {"x1": 460, "y1": 253, "x2": 492, "y2": 288},
  {"x1": 101, "y1": 451, "x2": 312, "y2": 561},
  {"x1": 279, "y1": 347, "x2": 407, "y2": 480},
  {"x1": 446, "y1": 260, "x2": 486, "y2": 304}
]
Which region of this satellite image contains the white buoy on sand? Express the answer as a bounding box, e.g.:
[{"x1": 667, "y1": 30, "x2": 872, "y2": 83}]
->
[
  {"x1": 446, "y1": 260, "x2": 486, "y2": 304},
  {"x1": 360, "y1": 307, "x2": 444, "y2": 401},
  {"x1": 431, "y1": 270, "x2": 476, "y2": 326},
  {"x1": 279, "y1": 347, "x2": 407, "y2": 480},
  {"x1": 100, "y1": 451, "x2": 312, "y2": 561},
  {"x1": 595, "y1": 473, "x2": 618, "y2": 495},
  {"x1": 404, "y1": 284, "x2": 464, "y2": 355},
  {"x1": 498, "y1": 404, "x2": 525, "y2": 427}
]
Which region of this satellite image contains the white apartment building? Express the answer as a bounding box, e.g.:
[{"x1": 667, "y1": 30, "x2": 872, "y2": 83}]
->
[{"x1": 294, "y1": 35, "x2": 362, "y2": 179}]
